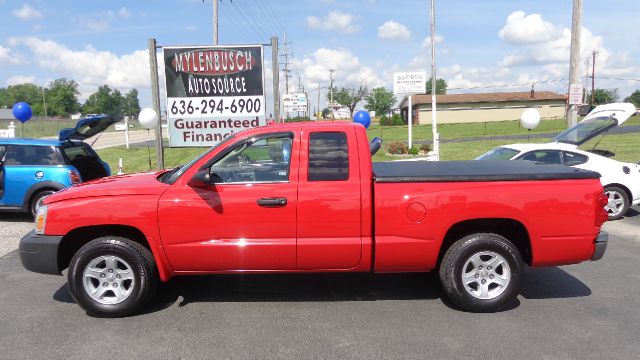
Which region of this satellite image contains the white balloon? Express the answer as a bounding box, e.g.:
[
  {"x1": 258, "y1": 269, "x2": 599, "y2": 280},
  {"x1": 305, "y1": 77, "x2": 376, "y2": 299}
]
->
[
  {"x1": 520, "y1": 108, "x2": 541, "y2": 130},
  {"x1": 138, "y1": 108, "x2": 159, "y2": 129}
]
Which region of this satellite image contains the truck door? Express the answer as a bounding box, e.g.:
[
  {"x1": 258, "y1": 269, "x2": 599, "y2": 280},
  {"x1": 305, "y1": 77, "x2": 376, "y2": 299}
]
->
[
  {"x1": 158, "y1": 132, "x2": 299, "y2": 271},
  {"x1": 296, "y1": 127, "x2": 363, "y2": 269}
]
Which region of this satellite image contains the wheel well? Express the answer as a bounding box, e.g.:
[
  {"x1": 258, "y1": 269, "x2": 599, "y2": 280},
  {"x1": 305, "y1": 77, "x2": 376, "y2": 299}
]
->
[
  {"x1": 439, "y1": 218, "x2": 532, "y2": 265},
  {"x1": 604, "y1": 183, "x2": 632, "y2": 202},
  {"x1": 29, "y1": 187, "x2": 58, "y2": 202},
  {"x1": 57, "y1": 225, "x2": 150, "y2": 273}
]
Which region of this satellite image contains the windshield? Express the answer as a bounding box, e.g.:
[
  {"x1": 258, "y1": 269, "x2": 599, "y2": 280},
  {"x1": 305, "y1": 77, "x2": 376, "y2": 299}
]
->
[
  {"x1": 159, "y1": 135, "x2": 235, "y2": 184},
  {"x1": 553, "y1": 116, "x2": 617, "y2": 145},
  {"x1": 476, "y1": 147, "x2": 520, "y2": 160}
]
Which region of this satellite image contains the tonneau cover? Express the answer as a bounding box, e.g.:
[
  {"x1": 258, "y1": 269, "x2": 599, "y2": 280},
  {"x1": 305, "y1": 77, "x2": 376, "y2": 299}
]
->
[{"x1": 373, "y1": 160, "x2": 600, "y2": 183}]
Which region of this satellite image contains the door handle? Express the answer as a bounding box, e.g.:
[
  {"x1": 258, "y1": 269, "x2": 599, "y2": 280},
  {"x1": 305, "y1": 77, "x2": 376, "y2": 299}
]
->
[{"x1": 257, "y1": 197, "x2": 287, "y2": 207}]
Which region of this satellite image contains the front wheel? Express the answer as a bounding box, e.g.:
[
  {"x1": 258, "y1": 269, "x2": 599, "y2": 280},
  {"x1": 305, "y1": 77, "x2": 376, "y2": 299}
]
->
[
  {"x1": 439, "y1": 233, "x2": 523, "y2": 312},
  {"x1": 30, "y1": 190, "x2": 55, "y2": 218},
  {"x1": 67, "y1": 237, "x2": 158, "y2": 317},
  {"x1": 603, "y1": 186, "x2": 629, "y2": 220}
]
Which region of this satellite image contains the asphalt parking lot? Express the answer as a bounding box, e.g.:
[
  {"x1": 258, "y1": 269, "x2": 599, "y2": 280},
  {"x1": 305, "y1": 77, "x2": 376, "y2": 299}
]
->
[{"x1": 0, "y1": 208, "x2": 639, "y2": 360}]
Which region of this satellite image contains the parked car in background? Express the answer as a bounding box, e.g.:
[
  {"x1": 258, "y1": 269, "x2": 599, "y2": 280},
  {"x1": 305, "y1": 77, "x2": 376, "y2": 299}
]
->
[
  {"x1": 0, "y1": 114, "x2": 118, "y2": 217},
  {"x1": 477, "y1": 103, "x2": 639, "y2": 220}
]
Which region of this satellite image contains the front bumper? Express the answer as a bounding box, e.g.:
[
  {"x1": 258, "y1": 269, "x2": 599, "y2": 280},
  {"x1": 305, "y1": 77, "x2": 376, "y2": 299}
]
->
[
  {"x1": 19, "y1": 230, "x2": 63, "y2": 275},
  {"x1": 591, "y1": 231, "x2": 608, "y2": 261}
]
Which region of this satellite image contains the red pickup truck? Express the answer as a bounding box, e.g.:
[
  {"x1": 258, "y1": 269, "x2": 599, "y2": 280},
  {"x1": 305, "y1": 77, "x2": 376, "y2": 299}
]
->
[{"x1": 20, "y1": 122, "x2": 609, "y2": 317}]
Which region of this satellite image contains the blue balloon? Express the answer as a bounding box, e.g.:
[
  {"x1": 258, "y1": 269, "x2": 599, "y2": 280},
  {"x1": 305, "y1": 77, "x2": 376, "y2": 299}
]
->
[
  {"x1": 12, "y1": 102, "x2": 32, "y2": 123},
  {"x1": 353, "y1": 110, "x2": 371, "y2": 129}
]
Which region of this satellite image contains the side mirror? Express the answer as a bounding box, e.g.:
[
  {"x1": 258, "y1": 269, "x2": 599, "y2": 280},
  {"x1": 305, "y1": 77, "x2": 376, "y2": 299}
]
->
[{"x1": 187, "y1": 169, "x2": 211, "y2": 187}]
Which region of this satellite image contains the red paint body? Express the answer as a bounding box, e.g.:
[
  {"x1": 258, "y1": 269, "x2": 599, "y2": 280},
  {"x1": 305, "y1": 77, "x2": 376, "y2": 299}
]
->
[{"x1": 43, "y1": 122, "x2": 605, "y2": 282}]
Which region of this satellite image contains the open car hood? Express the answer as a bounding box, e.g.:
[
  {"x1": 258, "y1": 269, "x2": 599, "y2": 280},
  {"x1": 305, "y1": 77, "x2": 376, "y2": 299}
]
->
[
  {"x1": 58, "y1": 114, "x2": 121, "y2": 141},
  {"x1": 552, "y1": 103, "x2": 637, "y2": 146}
]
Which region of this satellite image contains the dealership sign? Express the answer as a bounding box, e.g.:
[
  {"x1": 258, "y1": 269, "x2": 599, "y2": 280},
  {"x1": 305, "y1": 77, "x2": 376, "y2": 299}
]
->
[
  {"x1": 393, "y1": 72, "x2": 426, "y2": 94},
  {"x1": 283, "y1": 93, "x2": 307, "y2": 112},
  {"x1": 163, "y1": 45, "x2": 266, "y2": 147}
]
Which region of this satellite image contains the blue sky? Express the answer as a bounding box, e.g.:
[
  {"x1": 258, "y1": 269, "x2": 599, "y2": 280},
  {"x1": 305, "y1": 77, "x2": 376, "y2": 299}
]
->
[{"x1": 1, "y1": 0, "x2": 639, "y2": 112}]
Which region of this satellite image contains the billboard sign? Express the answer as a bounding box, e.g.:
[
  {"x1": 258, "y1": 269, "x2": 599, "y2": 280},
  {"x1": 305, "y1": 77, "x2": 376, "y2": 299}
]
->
[
  {"x1": 393, "y1": 72, "x2": 426, "y2": 94},
  {"x1": 163, "y1": 45, "x2": 266, "y2": 147},
  {"x1": 283, "y1": 93, "x2": 307, "y2": 112}
]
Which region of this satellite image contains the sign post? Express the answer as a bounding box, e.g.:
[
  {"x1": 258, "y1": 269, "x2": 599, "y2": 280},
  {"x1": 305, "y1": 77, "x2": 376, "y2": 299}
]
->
[
  {"x1": 393, "y1": 72, "x2": 426, "y2": 150},
  {"x1": 162, "y1": 45, "x2": 266, "y2": 147}
]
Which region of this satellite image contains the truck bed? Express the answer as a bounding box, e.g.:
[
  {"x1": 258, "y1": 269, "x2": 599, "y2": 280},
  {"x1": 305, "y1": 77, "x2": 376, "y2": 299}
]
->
[{"x1": 373, "y1": 160, "x2": 600, "y2": 183}]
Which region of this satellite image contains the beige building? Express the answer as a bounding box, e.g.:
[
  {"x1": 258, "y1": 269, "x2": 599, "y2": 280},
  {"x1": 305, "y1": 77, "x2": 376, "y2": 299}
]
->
[{"x1": 400, "y1": 91, "x2": 566, "y2": 124}]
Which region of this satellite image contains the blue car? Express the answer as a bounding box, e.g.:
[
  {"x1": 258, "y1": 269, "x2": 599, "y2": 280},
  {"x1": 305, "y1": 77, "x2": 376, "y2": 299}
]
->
[{"x1": 0, "y1": 114, "x2": 118, "y2": 217}]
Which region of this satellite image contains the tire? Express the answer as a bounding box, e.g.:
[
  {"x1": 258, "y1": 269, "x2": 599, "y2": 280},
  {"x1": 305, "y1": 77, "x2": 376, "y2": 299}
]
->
[
  {"x1": 603, "y1": 186, "x2": 629, "y2": 220},
  {"x1": 30, "y1": 190, "x2": 56, "y2": 218},
  {"x1": 67, "y1": 236, "x2": 159, "y2": 317},
  {"x1": 439, "y1": 233, "x2": 523, "y2": 312}
]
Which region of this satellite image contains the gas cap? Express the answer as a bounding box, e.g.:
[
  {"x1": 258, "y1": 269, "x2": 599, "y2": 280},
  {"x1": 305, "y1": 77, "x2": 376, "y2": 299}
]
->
[{"x1": 406, "y1": 202, "x2": 427, "y2": 223}]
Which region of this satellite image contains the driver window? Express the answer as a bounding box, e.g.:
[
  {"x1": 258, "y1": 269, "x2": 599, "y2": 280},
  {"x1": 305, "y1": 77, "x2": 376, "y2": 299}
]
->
[{"x1": 210, "y1": 134, "x2": 293, "y2": 183}]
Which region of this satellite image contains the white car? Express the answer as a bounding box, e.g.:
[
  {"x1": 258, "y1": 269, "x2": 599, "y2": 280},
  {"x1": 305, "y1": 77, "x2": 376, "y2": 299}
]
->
[{"x1": 477, "y1": 103, "x2": 640, "y2": 220}]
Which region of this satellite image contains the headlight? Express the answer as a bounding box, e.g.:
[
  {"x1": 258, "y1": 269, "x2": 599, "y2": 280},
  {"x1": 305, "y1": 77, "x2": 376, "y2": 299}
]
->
[{"x1": 35, "y1": 205, "x2": 47, "y2": 235}]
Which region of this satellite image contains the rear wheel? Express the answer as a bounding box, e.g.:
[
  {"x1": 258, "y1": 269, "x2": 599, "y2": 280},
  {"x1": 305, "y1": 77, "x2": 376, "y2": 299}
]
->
[
  {"x1": 68, "y1": 236, "x2": 158, "y2": 317},
  {"x1": 603, "y1": 186, "x2": 629, "y2": 220},
  {"x1": 439, "y1": 233, "x2": 523, "y2": 312},
  {"x1": 29, "y1": 190, "x2": 55, "y2": 218}
]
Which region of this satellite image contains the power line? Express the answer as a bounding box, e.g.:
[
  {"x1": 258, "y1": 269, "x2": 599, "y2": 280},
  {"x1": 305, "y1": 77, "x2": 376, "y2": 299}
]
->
[
  {"x1": 218, "y1": 2, "x2": 255, "y2": 42},
  {"x1": 229, "y1": 1, "x2": 269, "y2": 41},
  {"x1": 243, "y1": 0, "x2": 277, "y2": 38},
  {"x1": 264, "y1": 1, "x2": 286, "y2": 33},
  {"x1": 447, "y1": 78, "x2": 567, "y2": 91},
  {"x1": 250, "y1": 0, "x2": 280, "y2": 36}
]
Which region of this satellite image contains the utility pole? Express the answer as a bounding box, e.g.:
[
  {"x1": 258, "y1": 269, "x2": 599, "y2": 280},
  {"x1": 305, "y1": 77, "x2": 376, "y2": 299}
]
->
[
  {"x1": 148, "y1": 38, "x2": 164, "y2": 169},
  {"x1": 567, "y1": 0, "x2": 582, "y2": 128},
  {"x1": 429, "y1": 0, "x2": 439, "y2": 160},
  {"x1": 213, "y1": 0, "x2": 218, "y2": 45},
  {"x1": 591, "y1": 50, "x2": 598, "y2": 105},
  {"x1": 280, "y1": 32, "x2": 292, "y2": 94},
  {"x1": 317, "y1": 83, "x2": 321, "y2": 120},
  {"x1": 271, "y1": 36, "x2": 280, "y2": 123},
  {"x1": 329, "y1": 69, "x2": 335, "y2": 119},
  {"x1": 584, "y1": 58, "x2": 590, "y2": 104}
]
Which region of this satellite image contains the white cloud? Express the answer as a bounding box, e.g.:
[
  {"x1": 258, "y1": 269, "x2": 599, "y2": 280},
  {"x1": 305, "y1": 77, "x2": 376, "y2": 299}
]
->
[
  {"x1": 499, "y1": 26, "x2": 605, "y2": 67},
  {"x1": 378, "y1": 21, "x2": 411, "y2": 41},
  {"x1": 499, "y1": 11, "x2": 561, "y2": 44},
  {"x1": 6, "y1": 75, "x2": 37, "y2": 86},
  {"x1": 291, "y1": 48, "x2": 383, "y2": 91},
  {"x1": 422, "y1": 34, "x2": 444, "y2": 48},
  {"x1": 0, "y1": 45, "x2": 19, "y2": 65},
  {"x1": 10, "y1": 37, "x2": 149, "y2": 99},
  {"x1": 12, "y1": 4, "x2": 43, "y2": 20},
  {"x1": 307, "y1": 11, "x2": 360, "y2": 34},
  {"x1": 79, "y1": 8, "x2": 133, "y2": 32},
  {"x1": 118, "y1": 7, "x2": 131, "y2": 18}
]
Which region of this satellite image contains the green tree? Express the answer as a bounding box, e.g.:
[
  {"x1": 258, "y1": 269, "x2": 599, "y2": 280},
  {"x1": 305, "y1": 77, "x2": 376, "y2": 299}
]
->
[
  {"x1": 45, "y1": 78, "x2": 80, "y2": 116},
  {"x1": 123, "y1": 89, "x2": 141, "y2": 118},
  {"x1": 425, "y1": 77, "x2": 447, "y2": 94},
  {"x1": 83, "y1": 85, "x2": 125, "y2": 116},
  {"x1": 589, "y1": 88, "x2": 618, "y2": 105},
  {"x1": 3, "y1": 83, "x2": 45, "y2": 115},
  {"x1": 364, "y1": 87, "x2": 396, "y2": 117},
  {"x1": 624, "y1": 90, "x2": 640, "y2": 108},
  {"x1": 327, "y1": 84, "x2": 369, "y2": 118}
]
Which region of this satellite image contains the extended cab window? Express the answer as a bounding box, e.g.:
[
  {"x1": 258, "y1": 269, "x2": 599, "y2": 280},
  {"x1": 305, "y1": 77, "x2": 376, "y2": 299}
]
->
[
  {"x1": 209, "y1": 134, "x2": 292, "y2": 183},
  {"x1": 517, "y1": 150, "x2": 562, "y2": 165},
  {"x1": 562, "y1": 151, "x2": 588, "y2": 166},
  {"x1": 4, "y1": 145, "x2": 64, "y2": 165},
  {"x1": 308, "y1": 132, "x2": 349, "y2": 181}
]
